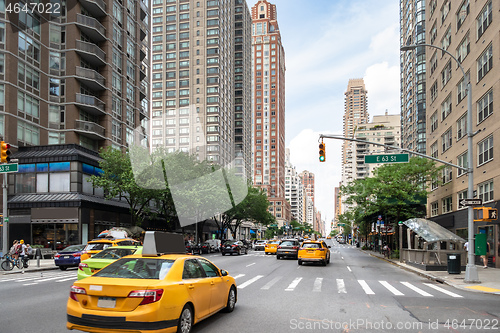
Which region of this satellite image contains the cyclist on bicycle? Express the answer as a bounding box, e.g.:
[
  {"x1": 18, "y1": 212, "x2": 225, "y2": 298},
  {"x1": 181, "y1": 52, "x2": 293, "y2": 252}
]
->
[
  {"x1": 383, "y1": 243, "x2": 391, "y2": 258},
  {"x1": 19, "y1": 240, "x2": 30, "y2": 268},
  {"x1": 9, "y1": 240, "x2": 20, "y2": 260}
]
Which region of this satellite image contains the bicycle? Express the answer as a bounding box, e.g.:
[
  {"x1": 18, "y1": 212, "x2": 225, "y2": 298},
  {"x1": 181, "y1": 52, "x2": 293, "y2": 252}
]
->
[
  {"x1": 383, "y1": 247, "x2": 392, "y2": 259},
  {"x1": 1, "y1": 253, "x2": 29, "y2": 271}
]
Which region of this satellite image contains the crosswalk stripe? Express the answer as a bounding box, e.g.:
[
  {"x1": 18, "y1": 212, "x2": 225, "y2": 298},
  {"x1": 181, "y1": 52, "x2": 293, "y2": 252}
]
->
[
  {"x1": 336, "y1": 279, "x2": 346, "y2": 293},
  {"x1": 24, "y1": 275, "x2": 72, "y2": 285},
  {"x1": 379, "y1": 280, "x2": 404, "y2": 296},
  {"x1": 15, "y1": 273, "x2": 75, "y2": 283},
  {"x1": 233, "y1": 274, "x2": 245, "y2": 279},
  {"x1": 423, "y1": 283, "x2": 462, "y2": 298},
  {"x1": 261, "y1": 276, "x2": 281, "y2": 290},
  {"x1": 238, "y1": 275, "x2": 264, "y2": 289},
  {"x1": 56, "y1": 276, "x2": 78, "y2": 282},
  {"x1": 401, "y1": 282, "x2": 433, "y2": 297},
  {"x1": 358, "y1": 280, "x2": 375, "y2": 294},
  {"x1": 285, "y1": 277, "x2": 302, "y2": 291},
  {"x1": 313, "y1": 278, "x2": 323, "y2": 292}
]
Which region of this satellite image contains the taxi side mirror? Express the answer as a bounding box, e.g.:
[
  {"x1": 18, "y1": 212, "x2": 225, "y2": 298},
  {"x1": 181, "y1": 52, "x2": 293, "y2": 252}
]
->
[
  {"x1": 221, "y1": 270, "x2": 228, "y2": 277},
  {"x1": 328, "y1": 246, "x2": 331, "y2": 248}
]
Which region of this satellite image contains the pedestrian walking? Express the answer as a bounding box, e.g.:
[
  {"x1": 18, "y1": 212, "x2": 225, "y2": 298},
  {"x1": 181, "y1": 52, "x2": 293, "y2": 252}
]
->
[
  {"x1": 482, "y1": 242, "x2": 490, "y2": 268},
  {"x1": 9, "y1": 240, "x2": 19, "y2": 260}
]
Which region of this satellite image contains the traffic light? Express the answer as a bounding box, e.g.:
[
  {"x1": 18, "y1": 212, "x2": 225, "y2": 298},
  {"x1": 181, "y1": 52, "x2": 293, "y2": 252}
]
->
[
  {"x1": 319, "y1": 142, "x2": 326, "y2": 162},
  {"x1": 474, "y1": 207, "x2": 498, "y2": 221},
  {"x1": 0, "y1": 141, "x2": 11, "y2": 163}
]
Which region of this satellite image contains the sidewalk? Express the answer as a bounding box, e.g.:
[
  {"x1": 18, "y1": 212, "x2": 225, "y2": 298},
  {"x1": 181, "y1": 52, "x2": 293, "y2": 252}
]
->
[
  {"x1": 1, "y1": 258, "x2": 62, "y2": 275},
  {"x1": 362, "y1": 248, "x2": 500, "y2": 295}
]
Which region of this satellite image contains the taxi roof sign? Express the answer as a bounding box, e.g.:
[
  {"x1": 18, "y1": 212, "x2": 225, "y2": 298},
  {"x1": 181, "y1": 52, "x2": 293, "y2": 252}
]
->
[{"x1": 142, "y1": 231, "x2": 186, "y2": 256}]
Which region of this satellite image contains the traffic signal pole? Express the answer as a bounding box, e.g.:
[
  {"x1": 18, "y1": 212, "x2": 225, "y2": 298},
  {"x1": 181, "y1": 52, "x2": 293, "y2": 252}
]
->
[{"x1": 2, "y1": 172, "x2": 7, "y2": 256}]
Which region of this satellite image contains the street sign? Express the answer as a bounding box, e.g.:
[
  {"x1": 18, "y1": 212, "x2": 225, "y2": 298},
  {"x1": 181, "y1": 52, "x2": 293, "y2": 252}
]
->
[
  {"x1": 459, "y1": 199, "x2": 483, "y2": 206},
  {"x1": 3, "y1": 217, "x2": 8, "y2": 223},
  {"x1": 0, "y1": 163, "x2": 18, "y2": 173},
  {"x1": 364, "y1": 153, "x2": 409, "y2": 164}
]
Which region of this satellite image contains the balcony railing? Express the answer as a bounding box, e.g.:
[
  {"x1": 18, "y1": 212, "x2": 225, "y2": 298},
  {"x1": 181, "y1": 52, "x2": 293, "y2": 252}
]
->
[
  {"x1": 75, "y1": 66, "x2": 105, "y2": 89},
  {"x1": 75, "y1": 40, "x2": 106, "y2": 65},
  {"x1": 75, "y1": 93, "x2": 105, "y2": 115},
  {"x1": 76, "y1": 14, "x2": 106, "y2": 41},
  {"x1": 74, "y1": 119, "x2": 105, "y2": 138},
  {"x1": 79, "y1": 0, "x2": 106, "y2": 17}
]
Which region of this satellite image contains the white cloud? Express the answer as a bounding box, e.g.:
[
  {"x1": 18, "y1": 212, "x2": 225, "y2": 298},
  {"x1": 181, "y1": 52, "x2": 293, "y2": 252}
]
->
[{"x1": 364, "y1": 62, "x2": 400, "y2": 118}]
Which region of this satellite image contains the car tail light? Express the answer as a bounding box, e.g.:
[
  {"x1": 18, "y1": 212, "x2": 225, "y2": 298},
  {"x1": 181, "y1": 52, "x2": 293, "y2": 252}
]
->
[
  {"x1": 128, "y1": 289, "x2": 164, "y2": 305},
  {"x1": 78, "y1": 263, "x2": 88, "y2": 271},
  {"x1": 70, "y1": 285, "x2": 86, "y2": 301},
  {"x1": 232, "y1": 245, "x2": 237, "y2": 247},
  {"x1": 292, "y1": 246, "x2": 299, "y2": 250},
  {"x1": 54, "y1": 253, "x2": 60, "y2": 259},
  {"x1": 277, "y1": 246, "x2": 282, "y2": 249},
  {"x1": 72, "y1": 253, "x2": 81, "y2": 258}
]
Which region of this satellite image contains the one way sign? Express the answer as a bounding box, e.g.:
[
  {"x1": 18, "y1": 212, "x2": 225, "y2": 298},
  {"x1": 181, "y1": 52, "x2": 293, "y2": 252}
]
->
[{"x1": 459, "y1": 199, "x2": 482, "y2": 206}]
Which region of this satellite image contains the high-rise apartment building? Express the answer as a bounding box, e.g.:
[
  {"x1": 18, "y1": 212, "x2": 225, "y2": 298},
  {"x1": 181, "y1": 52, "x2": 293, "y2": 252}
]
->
[
  {"x1": 416, "y1": 0, "x2": 499, "y2": 267},
  {"x1": 251, "y1": 0, "x2": 289, "y2": 226},
  {"x1": 0, "y1": 0, "x2": 151, "y2": 250},
  {"x1": 400, "y1": 0, "x2": 427, "y2": 154},
  {"x1": 285, "y1": 148, "x2": 304, "y2": 223},
  {"x1": 353, "y1": 112, "x2": 401, "y2": 179},
  {"x1": 340, "y1": 79, "x2": 368, "y2": 212},
  {"x1": 150, "y1": 0, "x2": 252, "y2": 172}
]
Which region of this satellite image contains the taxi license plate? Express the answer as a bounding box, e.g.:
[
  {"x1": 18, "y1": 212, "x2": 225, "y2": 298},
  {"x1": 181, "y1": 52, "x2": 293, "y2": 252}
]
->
[{"x1": 97, "y1": 297, "x2": 116, "y2": 308}]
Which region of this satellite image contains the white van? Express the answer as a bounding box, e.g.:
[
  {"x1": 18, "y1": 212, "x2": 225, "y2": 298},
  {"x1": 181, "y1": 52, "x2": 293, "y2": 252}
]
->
[{"x1": 205, "y1": 239, "x2": 221, "y2": 252}]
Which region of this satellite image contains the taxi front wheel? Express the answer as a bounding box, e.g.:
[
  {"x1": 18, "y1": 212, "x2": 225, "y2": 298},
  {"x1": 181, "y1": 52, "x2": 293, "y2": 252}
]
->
[
  {"x1": 177, "y1": 304, "x2": 193, "y2": 333},
  {"x1": 223, "y1": 286, "x2": 236, "y2": 313}
]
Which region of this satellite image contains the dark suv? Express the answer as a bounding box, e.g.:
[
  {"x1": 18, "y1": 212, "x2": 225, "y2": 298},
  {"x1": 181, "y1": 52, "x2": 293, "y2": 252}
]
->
[
  {"x1": 276, "y1": 239, "x2": 300, "y2": 259},
  {"x1": 221, "y1": 240, "x2": 248, "y2": 255}
]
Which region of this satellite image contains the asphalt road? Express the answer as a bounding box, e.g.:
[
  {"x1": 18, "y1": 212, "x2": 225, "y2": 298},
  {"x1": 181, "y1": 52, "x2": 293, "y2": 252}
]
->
[{"x1": 0, "y1": 239, "x2": 498, "y2": 333}]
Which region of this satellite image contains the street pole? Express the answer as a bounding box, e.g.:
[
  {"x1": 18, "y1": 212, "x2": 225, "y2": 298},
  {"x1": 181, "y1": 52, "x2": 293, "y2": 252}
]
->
[
  {"x1": 2, "y1": 173, "x2": 7, "y2": 256},
  {"x1": 400, "y1": 43, "x2": 479, "y2": 283}
]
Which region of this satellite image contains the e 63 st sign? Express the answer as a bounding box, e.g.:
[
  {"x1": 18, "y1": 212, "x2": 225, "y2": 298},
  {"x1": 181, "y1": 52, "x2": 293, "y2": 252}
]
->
[
  {"x1": 364, "y1": 153, "x2": 409, "y2": 164},
  {"x1": 0, "y1": 163, "x2": 18, "y2": 173}
]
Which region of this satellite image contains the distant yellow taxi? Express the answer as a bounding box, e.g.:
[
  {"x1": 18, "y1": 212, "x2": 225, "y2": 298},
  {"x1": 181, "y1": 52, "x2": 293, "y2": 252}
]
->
[
  {"x1": 80, "y1": 238, "x2": 141, "y2": 261},
  {"x1": 298, "y1": 240, "x2": 331, "y2": 266},
  {"x1": 264, "y1": 240, "x2": 280, "y2": 254},
  {"x1": 67, "y1": 232, "x2": 237, "y2": 333},
  {"x1": 327, "y1": 236, "x2": 331, "y2": 239}
]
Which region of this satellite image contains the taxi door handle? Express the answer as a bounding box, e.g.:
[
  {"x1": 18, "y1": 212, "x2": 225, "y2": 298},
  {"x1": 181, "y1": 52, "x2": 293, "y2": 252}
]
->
[
  {"x1": 188, "y1": 284, "x2": 195, "y2": 289},
  {"x1": 210, "y1": 281, "x2": 215, "y2": 285}
]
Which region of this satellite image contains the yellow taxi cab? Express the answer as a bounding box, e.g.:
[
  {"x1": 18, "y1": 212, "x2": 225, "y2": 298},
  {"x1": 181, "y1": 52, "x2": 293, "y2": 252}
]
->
[
  {"x1": 297, "y1": 240, "x2": 331, "y2": 266},
  {"x1": 264, "y1": 240, "x2": 280, "y2": 255},
  {"x1": 80, "y1": 238, "x2": 141, "y2": 261},
  {"x1": 67, "y1": 231, "x2": 237, "y2": 333},
  {"x1": 327, "y1": 236, "x2": 331, "y2": 239}
]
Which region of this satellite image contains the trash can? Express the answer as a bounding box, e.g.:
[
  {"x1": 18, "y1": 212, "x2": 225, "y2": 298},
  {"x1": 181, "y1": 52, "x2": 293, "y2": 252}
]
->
[{"x1": 447, "y1": 253, "x2": 461, "y2": 274}]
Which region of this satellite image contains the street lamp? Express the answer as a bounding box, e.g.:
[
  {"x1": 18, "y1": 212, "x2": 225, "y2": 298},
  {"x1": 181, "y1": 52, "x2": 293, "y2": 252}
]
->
[{"x1": 401, "y1": 43, "x2": 479, "y2": 283}]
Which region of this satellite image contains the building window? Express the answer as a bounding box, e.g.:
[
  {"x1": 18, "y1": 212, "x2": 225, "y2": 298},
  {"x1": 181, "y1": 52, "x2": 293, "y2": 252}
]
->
[
  {"x1": 457, "y1": 151, "x2": 467, "y2": 177},
  {"x1": 456, "y1": 113, "x2": 466, "y2": 140},
  {"x1": 478, "y1": 135, "x2": 493, "y2": 166},
  {"x1": 440, "y1": 93, "x2": 452, "y2": 120},
  {"x1": 440, "y1": 27, "x2": 451, "y2": 55},
  {"x1": 477, "y1": 44, "x2": 492, "y2": 82},
  {"x1": 431, "y1": 201, "x2": 439, "y2": 217},
  {"x1": 456, "y1": 0, "x2": 469, "y2": 30},
  {"x1": 430, "y1": 141, "x2": 438, "y2": 158},
  {"x1": 440, "y1": 0, "x2": 450, "y2": 24},
  {"x1": 430, "y1": 80, "x2": 438, "y2": 102},
  {"x1": 441, "y1": 128, "x2": 452, "y2": 153},
  {"x1": 478, "y1": 179, "x2": 494, "y2": 203},
  {"x1": 457, "y1": 190, "x2": 467, "y2": 209},
  {"x1": 442, "y1": 166, "x2": 452, "y2": 184},
  {"x1": 430, "y1": 112, "x2": 438, "y2": 132},
  {"x1": 456, "y1": 33, "x2": 470, "y2": 63},
  {"x1": 476, "y1": 1, "x2": 492, "y2": 39},
  {"x1": 442, "y1": 196, "x2": 452, "y2": 214},
  {"x1": 477, "y1": 90, "x2": 493, "y2": 124},
  {"x1": 456, "y1": 72, "x2": 469, "y2": 103},
  {"x1": 17, "y1": 120, "x2": 40, "y2": 145}
]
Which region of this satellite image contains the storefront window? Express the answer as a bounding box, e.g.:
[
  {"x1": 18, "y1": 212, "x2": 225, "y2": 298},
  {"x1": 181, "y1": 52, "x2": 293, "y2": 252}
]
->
[{"x1": 32, "y1": 223, "x2": 79, "y2": 250}]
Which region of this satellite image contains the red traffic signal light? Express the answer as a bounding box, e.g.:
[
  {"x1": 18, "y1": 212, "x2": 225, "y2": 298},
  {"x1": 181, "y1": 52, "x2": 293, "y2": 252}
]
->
[
  {"x1": 0, "y1": 141, "x2": 11, "y2": 163},
  {"x1": 319, "y1": 142, "x2": 326, "y2": 162}
]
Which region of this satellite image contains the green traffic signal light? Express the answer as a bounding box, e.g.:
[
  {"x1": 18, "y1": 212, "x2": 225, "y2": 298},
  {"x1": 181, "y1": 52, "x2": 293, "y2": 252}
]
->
[{"x1": 319, "y1": 142, "x2": 326, "y2": 162}]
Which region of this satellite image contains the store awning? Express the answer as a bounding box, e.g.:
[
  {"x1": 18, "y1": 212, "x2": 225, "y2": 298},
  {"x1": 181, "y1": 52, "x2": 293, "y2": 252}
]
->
[{"x1": 401, "y1": 218, "x2": 466, "y2": 243}]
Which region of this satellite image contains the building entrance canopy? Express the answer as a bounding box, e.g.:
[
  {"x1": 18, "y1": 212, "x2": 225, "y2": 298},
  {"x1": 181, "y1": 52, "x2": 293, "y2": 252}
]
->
[{"x1": 402, "y1": 218, "x2": 465, "y2": 243}]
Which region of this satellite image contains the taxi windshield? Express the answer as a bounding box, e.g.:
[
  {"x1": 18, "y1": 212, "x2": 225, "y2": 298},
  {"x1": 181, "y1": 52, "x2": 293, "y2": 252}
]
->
[
  {"x1": 84, "y1": 243, "x2": 112, "y2": 251},
  {"x1": 94, "y1": 258, "x2": 175, "y2": 280},
  {"x1": 91, "y1": 248, "x2": 137, "y2": 259}
]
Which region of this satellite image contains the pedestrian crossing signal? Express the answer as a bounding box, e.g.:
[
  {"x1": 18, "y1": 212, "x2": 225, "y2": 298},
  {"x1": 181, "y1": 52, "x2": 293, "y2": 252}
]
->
[
  {"x1": 319, "y1": 142, "x2": 326, "y2": 162},
  {"x1": 474, "y1": 207, "x2": 498, "y2": 221},
  {"x1": 488, "y1": 208, "x2": 498, "y2": 220}
]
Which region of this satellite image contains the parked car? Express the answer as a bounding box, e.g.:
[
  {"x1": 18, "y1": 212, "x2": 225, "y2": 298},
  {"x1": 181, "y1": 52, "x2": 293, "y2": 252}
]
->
[
  {"x1": 298, "y1": 240, "x2": 331, "y2": 266},
  {"x1": 78, "y1": 245, "x2": 143, "y2": 280},
  {"x1": 254, "y1": 240, "x2": 267, "y2": 251},
  {"x1": 221, "y1": 240, "x2": 248, "y2": 255},
  {"x1": 185, "y1": 241, "x2": 199, "y2": 254},
  {"x1": 67, "y1": 232, "x2": 237, "y2": 333},
  {"x1": 199, "y1": 243, "x2": 211, "y2": 254},
  {"x1": 54, "y1": 244, "x2": 86, "y2": 271},
  {"x1": 276, "y1": 239, "x2": 300, "y2": 259}
]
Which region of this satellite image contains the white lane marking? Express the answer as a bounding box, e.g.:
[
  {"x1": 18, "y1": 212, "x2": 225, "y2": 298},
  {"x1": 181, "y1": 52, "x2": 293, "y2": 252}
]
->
[
  {"x1": 358, "y1": 280, "x2": 375, "y2": 295},
  {"x1": 246, "y1": 263, "x2": 256, "y2": 267},
  {"x1": 423, "y1": 283, "x2": 463, "y2": 298},
  {"x1": 24, "y1": 275, "x2": 73, "y2": 285},
  {"x1": 238, "y1": 275, "x2": 264, "y2": 289},
  {"x1": 15, "y1": 272, "x2": 75, "y2": 282},
  {"x1": 379, "y1": 281, "x2": 404, "y2": 296},
  {"x1": 56, "y1": 276, "x2": 79, "y2": 282},
  {"x1": 313, "y1": 278, "x2": 323, "y2": 292},
  {"x1": 233, "y1": 274, "x2": 245, "y2": 279},
  {"x1": 261, "y1": 276, "x2": 281, "y2": 290},
  {"x1": 336, "y1": 279, "x2": 346, "y2": 293},
  {"x1": 401, "y1": 282, "x2": 433, "y2": 297},
  {"x1": 285, "y1": 277, "x2": 303, "y2": 291},
  {"x1": 347, "y1": 266, "x2": 352, "y2": 272}
]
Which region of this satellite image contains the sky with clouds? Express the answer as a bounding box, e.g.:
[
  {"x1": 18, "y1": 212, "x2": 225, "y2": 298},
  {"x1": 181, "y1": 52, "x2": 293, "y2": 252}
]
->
[{"x1": 264, "y1": 0, "x2": 401, "y2": 230}]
